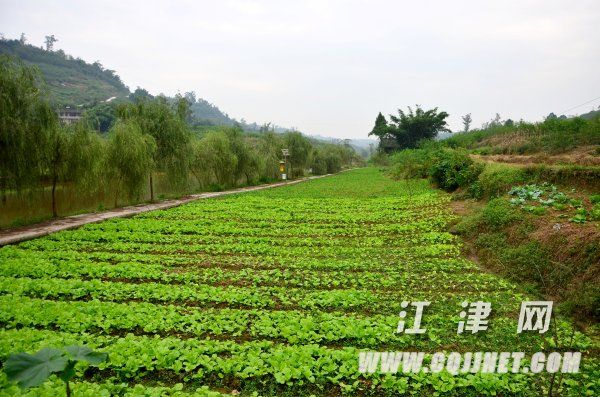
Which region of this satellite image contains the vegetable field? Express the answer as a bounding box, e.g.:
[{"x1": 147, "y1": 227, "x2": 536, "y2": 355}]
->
[{"x1": 0, "y1": 168, "x2": 597, "y2": 396}]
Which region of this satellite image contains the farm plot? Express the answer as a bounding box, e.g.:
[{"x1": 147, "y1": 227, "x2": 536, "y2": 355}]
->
[{"x1": 0, "y1": 168, "x2": 597, "y2": 396}]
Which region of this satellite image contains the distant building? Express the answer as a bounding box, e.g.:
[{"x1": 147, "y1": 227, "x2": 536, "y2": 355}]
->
[{"x1": 57, "y1": 107, "x2": 82, "y2": 124}]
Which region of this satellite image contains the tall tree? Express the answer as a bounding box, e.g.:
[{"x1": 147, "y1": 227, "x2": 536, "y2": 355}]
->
[
  {"x1": 105, "y1": 120, "x2": 156, "y2": 206},
  {"x1": 284, "y1": 131, "x2": 312, "y2": 178},
  {"x1": 117, "y1": 96, "x2": 192, "y2": 200},
  {"x1": 461, "y1": 113, "x2": 472, "y2": 133},
  {"x1": 19, "y1": 33, "x2": 27, "y2": 45},
  {"x1": 45, "y1": 124, "x2": 104, "y2": 217},
  {"x1": 193, "y1": 130, "x2": 237, "y2": 187},
  {"x1": 0, "y1": 55, "x2": 54, "y2": 203},
  {"x1": 388, "y1": 105, "x2": 450, "y2": 149},
  {"x1": 368, "y1": 112, "x2": 389, "y2": 139},
  {"x1": 44, "y1": 35, "x2": 57, "y2": 51}
]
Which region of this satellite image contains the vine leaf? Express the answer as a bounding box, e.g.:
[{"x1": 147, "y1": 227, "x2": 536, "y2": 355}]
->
[
  {"x1": 65, "y1": 345, "x2": 108, "y2": 365},
  {"x1": 4, "y1": 348, "x2": 68, "y2": 389}
]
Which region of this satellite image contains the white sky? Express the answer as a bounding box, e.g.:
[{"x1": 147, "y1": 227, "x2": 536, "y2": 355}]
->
[{"x1": 1, "y1": 0, "x2": 599, "y2": 139}]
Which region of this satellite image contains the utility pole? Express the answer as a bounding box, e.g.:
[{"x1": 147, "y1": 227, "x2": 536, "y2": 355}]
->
[{"x1": 281, "y1": 148, "x2": 289, "y2": 180}]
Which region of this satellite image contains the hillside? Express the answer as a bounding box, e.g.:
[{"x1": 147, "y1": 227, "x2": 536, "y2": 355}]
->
[
  {"x1": 0, "y1": 39, "x2": 130, "y2": 106},
  {"x1": 0, "y1": 38, "x2": 346, "y2": 141}
]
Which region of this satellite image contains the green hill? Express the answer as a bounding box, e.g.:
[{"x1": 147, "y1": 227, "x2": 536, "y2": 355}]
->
[
  {"x1": 0, "y1": 38, "x2": 300, "y2": 135},
  {"x1": 0, "y1": 39, "x2": 130, "y2": 106}
]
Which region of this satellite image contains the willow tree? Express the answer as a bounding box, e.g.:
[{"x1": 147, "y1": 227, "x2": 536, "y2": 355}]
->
[
  {"x1": 258, "y1": 131, "x2": 285, "y2": 181},
  {"x1": 0, "y1": 55, "x2": 55, "y2": 203},
  {"x1": 105, "y1": 120, "x2": 156, "y2": 206},
  {"x1": 284, "y1": 131, "x2": 312, "y2": 178},
  {"x1": 193, "y1": 130, "x2": 238, "y2": 188},
  {"x1": 224, "y1": 127, "x2": 260, "y2": 185},
  {"x1": 117, "y1": 96, "x2": 192, "y2": 200},
  {"x1": 45, "y1": 124, "x2": 105, "y2": 217}
]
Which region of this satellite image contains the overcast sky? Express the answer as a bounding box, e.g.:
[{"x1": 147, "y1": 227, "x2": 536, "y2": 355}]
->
[{"x1": 1, "y1": 0, "x2": 599, "y2": 139}]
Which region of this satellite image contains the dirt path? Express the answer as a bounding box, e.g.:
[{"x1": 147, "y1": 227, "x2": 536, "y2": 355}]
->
[{"x1": 0, "y1": 174, "x2": 333, "y2": 247}]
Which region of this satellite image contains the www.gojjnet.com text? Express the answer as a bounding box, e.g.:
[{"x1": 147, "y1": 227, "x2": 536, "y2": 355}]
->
[{"x1": 358, "y1": 351, "x2": 581, "y2": 374}]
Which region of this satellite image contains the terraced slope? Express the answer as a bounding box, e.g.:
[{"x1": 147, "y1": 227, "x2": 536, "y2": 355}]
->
[{"x1": 0, "y1": 168, "x2": 597, "y2": 396}]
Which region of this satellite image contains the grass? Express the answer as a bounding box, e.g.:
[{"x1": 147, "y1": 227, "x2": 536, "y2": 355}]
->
[{"x1": 0, "y1": 168, "x2": 598, "y2": 396}]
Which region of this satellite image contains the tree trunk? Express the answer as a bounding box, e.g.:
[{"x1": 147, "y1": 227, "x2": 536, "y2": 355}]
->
[
  {"x1": 51, "y1": 174, "x2": 58, "y2": 218},
  {"x1": 149, "y1": 174, "x2": 154, "y2": 202},
  {"x1": 66, "y1": 380, "x2": 71, "y2": 397}
]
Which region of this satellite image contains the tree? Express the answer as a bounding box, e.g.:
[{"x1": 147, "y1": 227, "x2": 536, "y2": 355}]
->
[
  {"x1": 461, "y1": 113, "x2": 472, "y2": 133},
  {"x1": 19, "y1": 33, "x2": 27, "y2": 45},
  {"x1": 117, "y1": 96, "x2": 192, "y2": 200},
  {"x1": 368, "y1": 112, "x2": 389, "y2": 138},
  {"x1": 224, "y1": 127, "x2": 259, "y2": 185},
  {"x1": 129, "y1": 87, "x2": 153, "y2": 103},
  {"x1": 44, "y1": 35, "x2": 57, "y2": 51},
  {"x1": 84, "y1": 102, "x2": 116, "y2": 132},
  {"x1": 193, "y1": 130, "x2": 237, "y2": 187},
  {"x1": 45, "y1": 124, "x2": 104, "y2": 217},
  {"x1": 388, "y1": 105, "x2": 450, "y2": 149},
  {"x1": 0, "y1": 55, "x2": 55, "y2": 203},
  {"x1": 105, "y1": 120, "x2": 156, "y2": 206},
  {"x1": 257, "y1": 130, "x2": 284, "y2": 180},
  {"x1": 284, "y1": 131, "x2": 312, "y2": 178}
]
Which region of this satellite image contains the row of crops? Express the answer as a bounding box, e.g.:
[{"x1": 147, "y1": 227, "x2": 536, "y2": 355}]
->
[{"x1": 0, "y1": 168, "x2": 598, "y2": 395}]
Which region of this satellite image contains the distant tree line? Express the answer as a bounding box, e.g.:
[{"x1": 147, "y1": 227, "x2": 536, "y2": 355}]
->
[{"x1": 0, "y1": 56, "x2": 361, "y2": 218}]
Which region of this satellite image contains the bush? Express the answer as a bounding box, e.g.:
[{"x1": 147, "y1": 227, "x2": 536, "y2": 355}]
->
[
  {"x1": 388, "y1": 148, "x2": 432, "y2": 179},
  {"x1": 480, "y1": 198, "x2": 519, "y2": 229},
  {"x1": 500, "y1": 242, "x2": 551, "y2": 284},
  {"x1": 428, "y1": 149, "x2": 484, "y2": 192},
  {"x1": 475, "y1": 164, "x2": 525, "y2": 198}
]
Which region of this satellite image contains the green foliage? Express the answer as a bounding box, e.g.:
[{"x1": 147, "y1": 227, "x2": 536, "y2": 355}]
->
[
  {"x1": 388, "y1": 148, "x2": 433, "y2": 179},
  {"x1": 0, "y1": 40, "x2": 129, "y2": 106},
  {"x1": 0, "y1": 55, "x2": 55, "y2": 198},
  {"x1": 5, "y1": 345, "x2": 107, "y2": 394},
  {"x1": 117, "y1": 96, "x2": 193, "y2": 196},
  {"x1": 368, "y1": 112, "x2": 388, "y2": 139},
  {"x1": 0, "y1": 168, "x2": 597, "y2": 395},
  {"x1": 105, "y1": 120, "x2": 156, "y2": 202},
  {"x1": 499, "y1": 242, "x2": 551, "y2": 284},
  {"x1": 45, "y1": 124, "x2": 104, "y2": 217},
  {"x1": 444, "y1": 116, "x2": 600, "y2": 155},
  {"x1": 83, "y1": 102, "x2": 116, "y2": 132},
  {"x1": 387, "y1": 105, "x2": 450, "y2": 149},
  {"x1": 387, "y1": 147, "x2": 484, "y2": 192},
  {"x1": 480, "y1": 198, "x2": 519, "y2": 229},
  {"x1": 284, "y1": 131, "x2": 312, "y2": 178},
  {"x1": 473, "y1": 164, "x2": 525, "y2": 199},
  {"x1": 428, "y1": 149, "x2": 484, "y2": 192}
]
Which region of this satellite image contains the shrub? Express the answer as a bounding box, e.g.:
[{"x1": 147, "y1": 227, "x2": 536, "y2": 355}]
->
[
  {"x1": 481, "y1": 198, "x2": 519, "y2": 229},
  {"x1": 388, "y1": 148, "x2": 432, "y2": 179},
  {"x1": 500, "y1": 242, "x2": 551, "y2": 284},
  {"x1": 476, "y1": 164, "x2": 525, "y2": 198},
  {"x1": 428, "y1": 149, "x2": 484, "y2": 192}
]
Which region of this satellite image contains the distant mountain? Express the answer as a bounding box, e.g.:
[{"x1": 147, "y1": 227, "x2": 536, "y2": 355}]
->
[
  {"x1": 191, "y1": 98, "x2": 236, "y2": 125},
  {"x1": 579, "y1": 108, "x2": 600, "y2": 120},
  {"x1": 0, "y1": 39, "x2": 130, "y2": 106}
]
